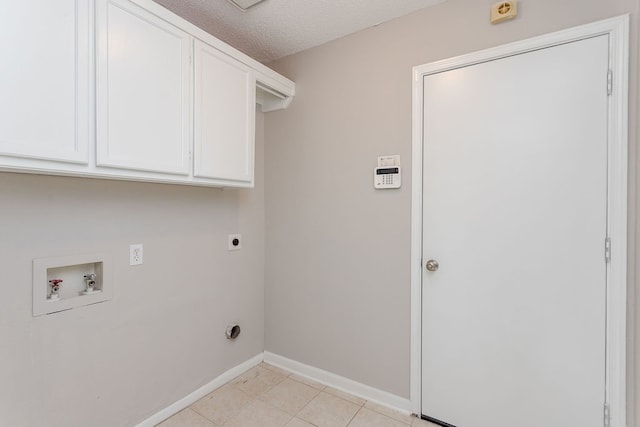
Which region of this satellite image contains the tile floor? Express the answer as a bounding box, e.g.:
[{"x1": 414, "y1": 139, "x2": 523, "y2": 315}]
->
[{"x1": 157, "y1": 363, "x2": 438, "y2": 427}]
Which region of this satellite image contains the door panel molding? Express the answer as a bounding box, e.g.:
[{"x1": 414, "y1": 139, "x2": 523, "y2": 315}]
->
[{"x1": 410, "y1": 15, "x2": 628, "y2": 426}]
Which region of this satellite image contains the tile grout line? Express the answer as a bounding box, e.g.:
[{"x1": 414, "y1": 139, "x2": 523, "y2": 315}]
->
[{"x1": 345, "y1": 405, "x2": 364, "y2": 427}]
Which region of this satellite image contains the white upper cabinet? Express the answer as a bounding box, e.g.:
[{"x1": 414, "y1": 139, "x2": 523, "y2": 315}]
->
[
  {"x1": 194, "y1": 40, "x2": 255, "y2": 185},
  {"x1": 96, "y1": 0, "x2": 191, "y2": 175},
  {"x1": 0, "y1": 1, "x2": 90, "y2": 164},
  {"x1": 0, "y1": 0, "x2": 294, "y2": 186}
]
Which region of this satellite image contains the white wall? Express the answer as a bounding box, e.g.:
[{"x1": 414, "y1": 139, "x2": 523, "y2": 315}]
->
[
  {"x1": 3, "y1": 1, "x2": 639, "y2": 424},
  {"x1": 0, "y1": 112, "x2": 266, "y2": 426},
  {"x1": 264, "y1": 0, "x2": 639, "y2": 422}
]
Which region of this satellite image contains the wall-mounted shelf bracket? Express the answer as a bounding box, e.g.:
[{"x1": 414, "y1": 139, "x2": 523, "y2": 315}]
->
[{"x1": 256, "y1": 79, "x2": 295, "y2": 113}]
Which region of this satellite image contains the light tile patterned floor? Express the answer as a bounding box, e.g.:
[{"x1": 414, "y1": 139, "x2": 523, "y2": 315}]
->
[{"x1": 157, "y1": 363, "x2": 438, "y2": 427}]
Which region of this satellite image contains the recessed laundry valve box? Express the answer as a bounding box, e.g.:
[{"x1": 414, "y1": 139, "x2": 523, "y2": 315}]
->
[{"x1": 33, "y1": 253, "x2": 112, "y2": 316}]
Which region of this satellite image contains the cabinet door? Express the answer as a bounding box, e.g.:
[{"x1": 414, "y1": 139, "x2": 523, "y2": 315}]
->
[
  {"x1": 194, "y1": 40, "x2": 255, "y2": 184},
  {"x1": 0, "y1": 1, "x2": 90, "y2": 164},
  {"x1": 97, "y1": 0, "x2": 191, "y2": 175}
]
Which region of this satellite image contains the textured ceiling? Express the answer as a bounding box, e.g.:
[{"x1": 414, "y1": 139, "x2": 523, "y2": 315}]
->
[{"x1": 152, "y1": 0, "x2": 447, "y2": 63}]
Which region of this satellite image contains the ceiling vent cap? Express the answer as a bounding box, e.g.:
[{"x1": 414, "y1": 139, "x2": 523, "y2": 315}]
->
[{"x1": 227, "y1": 0, "x2": 267, "y2": 11}]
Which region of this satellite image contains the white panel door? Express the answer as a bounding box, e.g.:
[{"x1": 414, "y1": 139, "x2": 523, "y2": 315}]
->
[
  {"x1": 194, "y1": 40, "x2": 255, "y2": 184},
  {"x1": 0, "y1": 1, "x2": 90, "y2": 163},
  {"x1": 97, "y1": 0, "x2": 190, "y2": 175},
  {"x1": 421, "y1": 36, "x2": 609, "y2": 427}
]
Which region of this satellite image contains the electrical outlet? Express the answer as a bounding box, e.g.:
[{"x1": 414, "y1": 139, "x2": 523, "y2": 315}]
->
[
  {"x1": 130, "y1": 244, "x2": 143, "y2": 265},
  {"x1": 228, "y1": 234, "x2": 241, "y2": 251}
]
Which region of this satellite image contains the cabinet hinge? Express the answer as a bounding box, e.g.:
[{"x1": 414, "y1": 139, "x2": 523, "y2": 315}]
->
[
  {"x1": 603, "y1": 402, "x2": 610, "y2": 427},
  {"x1": 607, "y1": 69, "x2": 613, "y2": 96},
  {"x1": 605, "y1": 237, "x2": 611, "y2": 263}
]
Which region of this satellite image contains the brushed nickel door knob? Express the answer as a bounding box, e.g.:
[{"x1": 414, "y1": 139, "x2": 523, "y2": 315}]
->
[{"x1": 426, "y1": 259, "x2": 439, "y2": 272}]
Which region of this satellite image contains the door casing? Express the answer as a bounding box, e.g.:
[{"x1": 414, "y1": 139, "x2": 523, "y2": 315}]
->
[{"x1": 410, "y1": 15, "x2": 629, "y2": 426}]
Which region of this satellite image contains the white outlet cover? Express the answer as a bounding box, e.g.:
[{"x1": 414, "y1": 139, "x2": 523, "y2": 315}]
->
[
  {"x1": 130, "y1": 244, "x2": 143, "y2": 265},
  {"x1": 228, "y1": 234, "x2": 242, "y2": 251}
]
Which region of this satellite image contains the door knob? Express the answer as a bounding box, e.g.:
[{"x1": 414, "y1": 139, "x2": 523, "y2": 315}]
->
[{"x1": 426, "y1": 259, "x2": 439, "y2": 272}]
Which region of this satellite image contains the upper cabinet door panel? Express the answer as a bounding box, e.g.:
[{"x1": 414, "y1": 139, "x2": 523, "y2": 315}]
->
[
  {"x1": 97, "y1": 0, "x2": 191, "y2": 175},
  {"x1": 194, "y1": 40, "x2": 255, "y2": 184},
  {"x1": 0, "y1": 1, "x2": 90, "y2": 164}
]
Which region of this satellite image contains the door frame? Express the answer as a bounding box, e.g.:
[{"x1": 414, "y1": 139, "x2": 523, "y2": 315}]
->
[{"x1": 410, "y1": 15, "x2": 629, "y2": 426}]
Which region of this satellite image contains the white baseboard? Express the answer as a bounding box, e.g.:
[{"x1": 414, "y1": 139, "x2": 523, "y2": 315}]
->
[
  {"x1": 263, "y1": 351, "x2": 414, "y2": 414},
  {"x1": 136, "y1": 353, "x2": 263, "y2": 427},
  {"x1": 137, "y1": 351, "x2": 415, "y2": 426}
]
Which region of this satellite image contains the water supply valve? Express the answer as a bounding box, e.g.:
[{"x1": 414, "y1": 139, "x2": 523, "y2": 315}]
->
[
  {"x1": 83, "y1": 273, "x2": 98, "y2": 294},
  {"x1": 48, "y1": 279, "x2": 63, "y2": 301}
]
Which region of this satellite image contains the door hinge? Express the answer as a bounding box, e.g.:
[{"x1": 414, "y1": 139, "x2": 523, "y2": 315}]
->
[
  {"x1": 603, "y1": 402, "x2": 610, "y2": 427},
  {"x1": 605, "y1": 237, "x2": 611, "y2": 263},
  {"x1": 607, "y1": 69, "x2": 613, "y2": 96}
]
